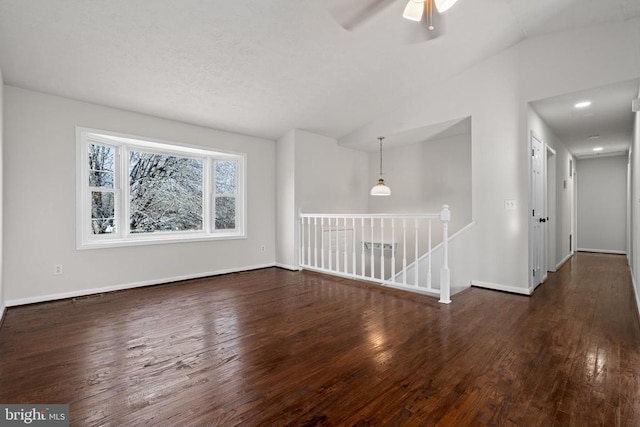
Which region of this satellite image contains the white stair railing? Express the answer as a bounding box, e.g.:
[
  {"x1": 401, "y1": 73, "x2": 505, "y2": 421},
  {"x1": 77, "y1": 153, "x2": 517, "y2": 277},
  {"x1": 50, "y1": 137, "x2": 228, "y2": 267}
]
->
[{"x1": 299, "y1": 205, "x2": 451, "y2": 303}]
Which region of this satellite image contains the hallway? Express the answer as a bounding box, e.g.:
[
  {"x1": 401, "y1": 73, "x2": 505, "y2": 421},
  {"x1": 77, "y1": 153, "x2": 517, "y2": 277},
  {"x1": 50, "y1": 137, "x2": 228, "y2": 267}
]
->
[
  {"x1": 0, "y1": 252, "x2": 639, "y2": 425},
  {"x1": 497, "y1": 252, "x2": 640, "y2": 425}
]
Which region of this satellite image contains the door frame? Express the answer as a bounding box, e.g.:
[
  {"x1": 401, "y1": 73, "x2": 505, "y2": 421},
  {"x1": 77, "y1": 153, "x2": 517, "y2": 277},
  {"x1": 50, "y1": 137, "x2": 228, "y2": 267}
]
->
[{"x1": 546, "y1": 146, "x2": 556, "y2": 274}]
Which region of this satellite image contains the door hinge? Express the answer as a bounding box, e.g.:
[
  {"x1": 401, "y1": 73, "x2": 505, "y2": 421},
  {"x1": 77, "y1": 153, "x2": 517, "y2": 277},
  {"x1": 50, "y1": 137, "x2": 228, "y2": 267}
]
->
[
  {"x1": 532, "y1": 149, "x2": 535, "y2": 157},
  {"x1": 533, "y1": 269, "x2": 536, "y2": 277}
]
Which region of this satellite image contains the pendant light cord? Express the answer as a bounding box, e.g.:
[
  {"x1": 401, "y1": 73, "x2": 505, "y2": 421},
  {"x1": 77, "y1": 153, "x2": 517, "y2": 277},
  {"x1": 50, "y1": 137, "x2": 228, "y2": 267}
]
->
[
  {"x1": 378, "y1": 137, "x2": 385, "y2": 176},
  {"x1": 428, "y1": 0, "x2": 434, "y2": 30}
]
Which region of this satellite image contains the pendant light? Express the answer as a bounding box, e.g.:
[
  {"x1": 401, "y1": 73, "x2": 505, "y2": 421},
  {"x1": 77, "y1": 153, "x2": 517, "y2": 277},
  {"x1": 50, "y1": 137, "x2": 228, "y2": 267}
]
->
[{"x1": 370, "y1": 137, "x2": 391, "y2": 196}]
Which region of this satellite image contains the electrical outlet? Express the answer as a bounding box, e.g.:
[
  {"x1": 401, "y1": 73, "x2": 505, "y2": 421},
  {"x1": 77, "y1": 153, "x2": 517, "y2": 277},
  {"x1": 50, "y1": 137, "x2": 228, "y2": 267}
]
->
[
  {"x1": 504, "y1": 200, "x2": 517, "y2": 210},
  {"x1": 53, "y1": 264, "x2": 63, "y2": 275},
  {"x1": 260, "y1": 245, "x2": 266, "y2": 253}
]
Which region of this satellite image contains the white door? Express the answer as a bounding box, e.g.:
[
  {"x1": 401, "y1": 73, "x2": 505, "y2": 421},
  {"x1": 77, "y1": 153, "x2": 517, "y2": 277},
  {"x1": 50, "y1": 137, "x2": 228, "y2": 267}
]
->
[
  {"x1": 531, "y1": 133, "x2": 546, "y2": 288},
  {"x1": 546, "y1": 147, "x2": 556, "y2": 273}
]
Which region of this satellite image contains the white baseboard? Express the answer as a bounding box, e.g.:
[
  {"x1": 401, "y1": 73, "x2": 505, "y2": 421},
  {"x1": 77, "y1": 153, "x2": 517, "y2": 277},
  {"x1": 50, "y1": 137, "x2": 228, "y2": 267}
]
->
[
  {"x1": 577, "y1": 248, "x2": 626, "y2": 255},
  {"x1": 0, "y1": 303, "x2": 6, "y2": 326},
  {"x1": 556, "y1": 252, "x2": 573, "y2": 271},
  {"x1": 275, "y1": 263, "x2": 301, "y2": 271},
  {"x1": 5, "y1": 262, "x2": 276, "y2": 307},
  {"x1": 471, "y1": 280, "x2": 532, "y2": 296}
]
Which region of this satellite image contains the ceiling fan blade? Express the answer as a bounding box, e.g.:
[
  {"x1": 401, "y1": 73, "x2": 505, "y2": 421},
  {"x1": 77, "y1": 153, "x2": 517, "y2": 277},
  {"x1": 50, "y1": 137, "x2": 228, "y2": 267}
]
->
[
  {"x1": 434, "y1": 0, "x2": 458, "y2": 13},
  {"x1": 403, "y1": 0, "x2": 424, "y2": 21},
  {"x1": 403, "y1": 0, "x2": 444, "y2": 43},
  {"x1": 327, "y1": 0, "x2": 396, "y2": 31}
]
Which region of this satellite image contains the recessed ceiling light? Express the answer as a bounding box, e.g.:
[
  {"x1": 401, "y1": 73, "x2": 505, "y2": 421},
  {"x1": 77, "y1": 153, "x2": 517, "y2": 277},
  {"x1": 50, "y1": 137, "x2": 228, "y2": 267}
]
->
[
  {"x1": 593, "y1": 147, "x2": 604, "y2": 152},
  {"x1": 574, "y1": 101, "x2": 592, "y2": 109},
  {"x1": 587, "y1": 135, "x2": 600, "y2": 140}
]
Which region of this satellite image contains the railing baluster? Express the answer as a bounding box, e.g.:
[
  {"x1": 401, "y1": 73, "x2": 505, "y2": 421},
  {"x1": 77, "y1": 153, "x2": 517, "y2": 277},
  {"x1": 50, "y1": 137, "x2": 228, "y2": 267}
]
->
[
  {"x1": 427, "y1": 219, "x2": 432, "y2": 290},
  {"x1": 337, "y1": 217, "x2": 340, "y2": 273},
  {"x1": 313, "y1": 217, "x2": 318, "y2": 268},
  {"x1": 380, "y1": 218, "x2": 385, "y2": 282},
  {"x1": 352, "y1": 217, "x2": 357, "y2": 277},
  {"x1": 328, "y1": 217, "x2": 332, "y2": 272},
  {"x1": 300, "y1": 216, "x2": 305, "y2": 266},
  {"x1": 307, "y1": 216, "x2": 311, "y2": 266},
  {"x1": 337, "y1": 217, "x2": 341, "y2": 273},
  {"x1": 370, "y1": 218, "x2": 375, "y2": 279},
  {"x1": 391, "y1": 218, "x2": 396, "y2": 283},
  {"x1": 335, "y1": 217, "x2": 340, "y2": 273},
  {"x1": 361, "y1": 218, "x2": 365, "y2": 278},
  {"x1": 343, "y1": 217, "x2": 348, "y2": 274},
  {"x1": 321, "y1": 217, "x2": 325, "y2": 269},
  {"x1": 402, "y1": 218, "x2": 407, "y2": 286},
  {"x1": 414, "y1": 218, "x2": 419, "y2": 287}
]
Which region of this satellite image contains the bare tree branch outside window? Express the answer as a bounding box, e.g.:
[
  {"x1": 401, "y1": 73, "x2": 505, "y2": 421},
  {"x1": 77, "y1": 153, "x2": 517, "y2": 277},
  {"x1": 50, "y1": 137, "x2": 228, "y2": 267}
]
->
[
  {"x1": 89, "y1": 144, "x2": 116, "y2": 234},
  {"x1": 214, "y1": 160, "x2": 237, "y2": 230},
  {"x1": 129, "y1": 151, "x2": 203, "y2": 233}
]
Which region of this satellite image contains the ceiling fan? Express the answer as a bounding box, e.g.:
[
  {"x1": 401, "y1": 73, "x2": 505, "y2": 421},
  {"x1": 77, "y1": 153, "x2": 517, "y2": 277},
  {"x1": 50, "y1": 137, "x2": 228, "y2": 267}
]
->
[
  {"x1": 328, "y1": 0, "x2": 460, "y2": 42},
  {"x1": 403, "y1": 0, "x2": 458, "y2": 29}
]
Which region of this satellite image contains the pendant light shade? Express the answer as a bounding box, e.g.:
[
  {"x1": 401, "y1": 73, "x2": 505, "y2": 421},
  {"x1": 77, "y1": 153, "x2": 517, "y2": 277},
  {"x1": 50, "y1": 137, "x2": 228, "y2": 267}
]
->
[
  {"x1": 402, "y1": 0, "x2": 424, "y2": 21},
  {"x1": 371, "y1": 178, "x2": 391, "y2": 196},
  {"x1": 434, "y1": 0, "x2": 458, "y2": 13},
  {"x1": 370, "y1": 137, "x2": 391, "y2": 196}
]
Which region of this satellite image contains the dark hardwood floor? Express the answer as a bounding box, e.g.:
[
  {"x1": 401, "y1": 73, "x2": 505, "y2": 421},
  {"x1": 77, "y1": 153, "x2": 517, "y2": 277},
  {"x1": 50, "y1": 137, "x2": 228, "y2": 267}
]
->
[{"x1": 1, "y1": 252, "x2": 639, "y2": 426}]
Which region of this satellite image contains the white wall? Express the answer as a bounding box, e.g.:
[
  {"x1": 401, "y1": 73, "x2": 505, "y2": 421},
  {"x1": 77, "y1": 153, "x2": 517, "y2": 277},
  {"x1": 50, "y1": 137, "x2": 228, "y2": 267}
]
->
[
  {"x1": 276, "y1": 129, "x2": 369, "y2": 270},
  {"x1": 0, "y1": 68, "x2": 4, "y2": 319},
  {"x1": 632, "y1": 86, "x2": 640, "y2": 314},
  {"x1": 342, "y1": 47, "x2": 528, "y2": 291},
  {"x1": 518, "y1": 19, "x2": 640, "y2": 104},
  {"x1": 528, "y1": 107, "x2": 576, "y2": 270},
  {"x1": 576, "y1": 156, "x2": 628, "y2": 253},
  {"x1": 4, "y1": 86, "x2": 276, "y2": 304},
  {"x1": 275, "y1": 130, "x2": 296, "y2": 269},
  {"x1": 368, "y1": 131, "x2": 472, "y2": 234},
  {"x1": 295, "y1": 130, "x2": 369, "y2": 214},
  {"x1": 340, "y1": 19, "x2": 640, "y2": 294}
]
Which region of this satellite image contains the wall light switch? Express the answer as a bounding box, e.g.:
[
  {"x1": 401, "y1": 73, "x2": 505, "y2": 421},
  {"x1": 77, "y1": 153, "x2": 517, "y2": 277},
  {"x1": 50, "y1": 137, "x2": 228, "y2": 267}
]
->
[{"x1": 504, "y1": 200, "x2": 517, "y2": 210}]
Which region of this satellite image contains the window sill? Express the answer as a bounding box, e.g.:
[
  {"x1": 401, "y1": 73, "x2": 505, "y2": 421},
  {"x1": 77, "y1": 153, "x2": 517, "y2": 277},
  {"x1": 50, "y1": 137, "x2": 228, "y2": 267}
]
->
[{"x1": 77, "y1": 231, "x2": 246, "y2": 250}]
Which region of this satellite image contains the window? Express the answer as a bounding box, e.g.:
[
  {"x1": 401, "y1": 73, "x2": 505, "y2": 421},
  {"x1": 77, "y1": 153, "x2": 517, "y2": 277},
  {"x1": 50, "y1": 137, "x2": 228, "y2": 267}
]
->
[
  {"x1": 214, "y1": 160, "x2": 238, "y2": 230},
  {"x1": 128, "y1": 150, "x2": 203, "y2": 234},
  {"x1": 77, "y1": 128, "x2": 245, "y2": 249}
]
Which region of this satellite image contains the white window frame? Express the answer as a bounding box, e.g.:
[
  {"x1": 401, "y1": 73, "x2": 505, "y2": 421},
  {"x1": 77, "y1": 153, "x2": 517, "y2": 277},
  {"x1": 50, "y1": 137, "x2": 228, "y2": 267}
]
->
[{"x1": 76, "y1": 127, "x2": 246, "y2": 249}]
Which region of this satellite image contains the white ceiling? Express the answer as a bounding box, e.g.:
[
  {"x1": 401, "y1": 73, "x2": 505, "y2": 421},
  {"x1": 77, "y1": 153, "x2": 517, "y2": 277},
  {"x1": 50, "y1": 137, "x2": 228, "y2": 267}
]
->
[
  {"x1": 0, "y1": 0, "x2": 638, "y2": 149},
  {"x1": 531, "y1": 78, "x2": 639, "y2": 159}
]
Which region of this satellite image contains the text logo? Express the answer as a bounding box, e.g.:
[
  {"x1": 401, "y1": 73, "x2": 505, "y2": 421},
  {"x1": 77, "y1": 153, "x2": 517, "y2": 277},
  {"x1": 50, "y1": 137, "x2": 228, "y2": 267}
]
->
[{"x1": 0, "y1": 405, "x2": 69, "y2": 426}]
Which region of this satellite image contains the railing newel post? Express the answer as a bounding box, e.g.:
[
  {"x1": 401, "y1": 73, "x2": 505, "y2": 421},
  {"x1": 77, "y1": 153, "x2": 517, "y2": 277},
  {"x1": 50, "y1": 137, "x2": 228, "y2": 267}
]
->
[{"x1": 439, "y1": 205, "x2": 451, "y2": 304}]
